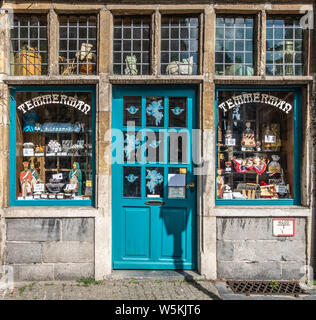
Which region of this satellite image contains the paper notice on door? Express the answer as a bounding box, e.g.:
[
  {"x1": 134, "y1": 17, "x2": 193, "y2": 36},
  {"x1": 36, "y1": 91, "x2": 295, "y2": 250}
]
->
[{"x1": 168, "y1": 174, "x2": 186, "y2": 187}]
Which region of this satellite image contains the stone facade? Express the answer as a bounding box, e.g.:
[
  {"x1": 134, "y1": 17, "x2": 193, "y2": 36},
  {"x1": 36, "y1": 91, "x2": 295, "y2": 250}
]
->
[
  {"x1": 216, "y1": 218, "x2": 307, "y2": 280},
  {"x1": 5, "y1": 218, "x2": 94, "y2": 281},
  {"x1": 0, "y1": 0, "x2": 314, "y2": 281}
]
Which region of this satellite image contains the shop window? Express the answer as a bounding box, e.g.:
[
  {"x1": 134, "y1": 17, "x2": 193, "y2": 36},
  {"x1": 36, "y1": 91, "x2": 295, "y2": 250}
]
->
[
  {"x1": 216, "y1": 89, "x2": 300, "y2": 204},
  {"x1": 113, "y1": 16, "x2": 151, "y2": 75},
  {"x1": 10, "y1": 15, "x2": 48, "y2": 76},
  {"x1": 161, "y1": 15, "x2": 199, "y2": 75},
  {"x1": 215, "y1": 16, "x2": 254, "y2": 76},
  {"x1": 59, "y1": 15, "x2": 97, "y2": 75},
  {"x1": 9, "y1": 87, "x2": 95, "y2": 206},
  {"x1": 266, "y1": 16, "x2": 303, "y2": 76}
]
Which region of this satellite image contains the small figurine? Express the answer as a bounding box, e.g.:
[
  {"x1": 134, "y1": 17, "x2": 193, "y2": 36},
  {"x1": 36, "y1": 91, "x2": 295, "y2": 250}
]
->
[
  {"x1": 225, "y1": 124, "x2": 235, "y2": 146},
  {"x1": 241, "y1": 122, "x2": 256, "y2": 150},
  {"x1": 268, "y1": 154, "x2": 281, "y2": 173},
  {"x1": 263, "y1": 124, "x2": 276, "y2": 151},
  {"x1": 19, "y1": 161, "x2": 33, "y2": 198},
  {"x1": 216, "y1": 169, "x2": 225, "y2": 199},
  {"x1": 30, "y1": 162, "x2": 39, "y2": 191},
  {"x1": 69, "y1": 162, "x2": 82, "y2": 195}
]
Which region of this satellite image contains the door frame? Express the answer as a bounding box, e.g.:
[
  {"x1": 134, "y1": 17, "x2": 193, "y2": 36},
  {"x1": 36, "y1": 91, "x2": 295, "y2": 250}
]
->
[{"x1": 111, "y1": 84, "x2": 199, "y2": 270}]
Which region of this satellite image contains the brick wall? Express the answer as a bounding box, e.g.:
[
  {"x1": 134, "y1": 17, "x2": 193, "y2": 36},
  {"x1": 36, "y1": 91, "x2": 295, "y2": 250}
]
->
[
  {"x1": 216, "y1": 217, "x2": 307, "y2": 280},
  {"x1": 5, "y1": 218, "x2": 95, "y2": 281}
]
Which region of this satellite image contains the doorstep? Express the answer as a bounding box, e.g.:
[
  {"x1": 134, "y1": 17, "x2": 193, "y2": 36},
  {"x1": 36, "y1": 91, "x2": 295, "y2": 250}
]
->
[{"x1": 106, "y1": 270, "x2": 206, "y2": 281}]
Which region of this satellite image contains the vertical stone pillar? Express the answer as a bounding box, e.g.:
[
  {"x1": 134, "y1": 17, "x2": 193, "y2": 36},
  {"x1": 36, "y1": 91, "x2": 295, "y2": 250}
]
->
[
  {"x1": 198, "y1": 5, "x2": 217, "y2": 280},
  {"x1": 258, "y1": 9, "x2": 266, "y2": 77},
  {"x1": 48, "y1": 9, "x2": 59, "y2": 76},
  {"x1": 95, "y1": 8, "x2": 113, "y2": 279},
  {"x1": 152, "y1": 9, "x2": 160, "y2": 76}
]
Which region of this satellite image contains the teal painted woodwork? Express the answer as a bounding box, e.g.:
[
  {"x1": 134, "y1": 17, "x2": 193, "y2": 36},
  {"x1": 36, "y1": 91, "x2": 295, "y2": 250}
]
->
[
  {"x1": 215, "y1": 86, "x2": 302, "y2": 206},
  {"x1": 9, "y1": 85, "x2": 96, "y2": 207},
  {"x1": 112, "y1": 85, "x2": 197, "y2": 269}
]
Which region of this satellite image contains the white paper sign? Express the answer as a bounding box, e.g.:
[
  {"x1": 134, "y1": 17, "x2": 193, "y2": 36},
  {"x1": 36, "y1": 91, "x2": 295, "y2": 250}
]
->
[
  {"x1": 168, "y1": 174, "x2": 186, "y2": 187},
  {"x1": 33, "y1": 184, "x2": 44, "y2": 192},
  {"x1": 23, "y1": 148, "x2": 34, "y2": 156},
  {"x1": 168, "y1": 187, "x2": 185, "y2": 199},
  {"x1": 52, "y1": 173, "x2": 63, "y2": 180},
  {"x1": 273, "y1": 219, "x2": 295, "y2": 237},
  {"x1": 225, "y1": 138, "x2": 236, "y2": 146},
  {"x1": 65, "y1": 184, "x2": 76, "y2": 190},
  {"x1": 265, "y1": 135, "x2": 276, "y2": 143},
  {"x1": 146, "y1": 194, "x2": 160, "y2": 198}
]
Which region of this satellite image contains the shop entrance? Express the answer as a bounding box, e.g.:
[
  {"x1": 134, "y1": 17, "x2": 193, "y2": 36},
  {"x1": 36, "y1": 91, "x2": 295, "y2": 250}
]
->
[{"x1": 112, "y1": 86, "x2": 197, "y2": 269}]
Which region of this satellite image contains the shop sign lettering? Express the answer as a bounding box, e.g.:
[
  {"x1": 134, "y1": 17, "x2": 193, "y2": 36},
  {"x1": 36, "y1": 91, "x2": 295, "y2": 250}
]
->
[
  {"x1": 17, "y1": 94, "x2": 91, "y2": 114},
  {"x1": 218, "y1": 92, "x2": 292, "y2": 114}
]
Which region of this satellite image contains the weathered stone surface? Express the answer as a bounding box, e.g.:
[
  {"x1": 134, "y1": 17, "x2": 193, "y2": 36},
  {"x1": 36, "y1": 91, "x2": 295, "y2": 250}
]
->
[
  {"x1": 62, "y1": 218, "x2": 94, "y2": 243},
  {"x1": 232, "y1": 240, "x2": 306, "y2": 262},
  {"x1": 217, "y1": 261, "x2": 282, "y2": 280},
  {"x1": 216, "y1": 241, "x2": 234, "y2": 261},
  {"x1": 13, "y1": 265, "x2": 54, "y2": 281},
  {"x1": 54, "y1": 263, "x2": 94, "y2": 280},
  {"x1": 281, "y1": 262, "x2": 306, "y2": 280},
  {"x1": 6, "y1": 219, "x2": 60, "y2": 241},
  {"x1": 6, "y1": 242, "x2": 42, "y2": 264},
  {"x1": 217, "y1": 218, "x2": 306, "y2": 241},
  {"x1": 42, "y1": 242, "x2": 94, "y2": 263}
]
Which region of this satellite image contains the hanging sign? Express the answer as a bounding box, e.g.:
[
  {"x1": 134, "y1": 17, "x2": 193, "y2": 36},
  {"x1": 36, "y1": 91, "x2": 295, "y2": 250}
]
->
[
  {"x1": 218, "y1": 92, "x2": 293, "y2": 114},
  {"x1": 17, "y1": 94, "x2": 91, "y2": 114},
  {"x1": 272, "y1": 218, "x2": 295, "y2": 237}
]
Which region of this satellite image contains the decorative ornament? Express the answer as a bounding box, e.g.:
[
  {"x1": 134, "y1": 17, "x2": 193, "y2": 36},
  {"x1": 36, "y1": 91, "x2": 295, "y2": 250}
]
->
[
  {"x1": 171, "y1": 106, "x2": 184, "y2": 115},
  {"x1": 146, "y1": 169, "x2": 163, "y2": 194},
  {"x1": 125, "y1": 174, "x2": 138, "y2": 183},
  {"x1": 146, "y1": 100, "x2": 164, "y2": 126}
]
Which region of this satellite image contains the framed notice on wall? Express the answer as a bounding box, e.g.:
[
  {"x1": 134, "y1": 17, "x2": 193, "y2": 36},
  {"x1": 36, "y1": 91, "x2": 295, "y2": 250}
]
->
[{"x1": 272, "y1": 218, "x2": 295, "y2": 237}]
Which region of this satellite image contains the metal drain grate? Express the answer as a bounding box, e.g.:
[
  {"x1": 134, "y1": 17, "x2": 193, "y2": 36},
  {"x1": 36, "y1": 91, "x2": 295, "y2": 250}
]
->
[{"x1": 227, "y1": 280, "x2": 309, "y2": 297}]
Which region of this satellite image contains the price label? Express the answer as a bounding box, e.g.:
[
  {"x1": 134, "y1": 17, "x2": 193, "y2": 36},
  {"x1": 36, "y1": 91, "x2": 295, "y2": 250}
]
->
[
  {"x1": 225, "y1": 138, "x2": 236, "y2": 146},
  {"x1": 34, "y1": 184, "x2": 44, "y2": 192},
  {"x1": 23, "y1": 148, "x2": 34, "y2": 156},
  {"x1": 276, "y1": 185, "x2": 287, "y2": 194},
  {"x1": 265, "y1": 135, "x2": 276, "y2": 143}
]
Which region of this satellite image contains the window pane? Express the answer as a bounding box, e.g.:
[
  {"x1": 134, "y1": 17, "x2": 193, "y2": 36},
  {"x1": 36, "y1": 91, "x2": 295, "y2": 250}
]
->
[
  {"x1": 265, "y1": 16, "x2": 303, "y2": 75},
  {"x1": 11, "y1": 15, "x2": 48, "y2": 75},
  {"x1": 216, "y1": 90, "x2": 295, "y2": 201},
  {"x1": 15, "y1": 91, "x2": 93, "y2": 202},
  {"x1": 215, "y1": 15, "x2": 254, "y2": 76},
  {"x1": 161, "y1": 15, "x2": 199, "y2": 75},
  {"x1": 58, "y1": 15, "x2": 97, "y2": 76},
  {"x1": 113, "y1": 15, "x2": 151, "y2": 75}
]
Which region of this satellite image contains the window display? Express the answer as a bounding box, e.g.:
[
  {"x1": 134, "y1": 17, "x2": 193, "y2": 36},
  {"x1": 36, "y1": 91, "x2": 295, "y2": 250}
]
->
[
  {"x1": 12, "y1": 90, "x2": 94, "y2": 204},
  {"x1": 216, "y1": 89, "x2": 299, "y2": 203}
]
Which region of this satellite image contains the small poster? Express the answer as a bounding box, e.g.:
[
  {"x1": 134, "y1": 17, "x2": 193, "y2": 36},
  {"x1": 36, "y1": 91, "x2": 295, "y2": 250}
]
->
[{"x1": 168, "y1": 187, "x2": 186, "y2": 199}]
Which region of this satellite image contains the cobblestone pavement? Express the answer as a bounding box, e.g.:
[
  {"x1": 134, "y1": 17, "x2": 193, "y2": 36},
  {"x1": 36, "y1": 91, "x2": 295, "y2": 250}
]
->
[{"x1": 0, "y1": 279, "x2": 221, "y2": 300}]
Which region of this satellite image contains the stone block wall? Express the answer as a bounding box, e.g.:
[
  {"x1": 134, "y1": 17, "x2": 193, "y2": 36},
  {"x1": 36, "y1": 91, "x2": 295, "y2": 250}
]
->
[
  {"x1": 5, "y1": 218, "x2": 95, "y2": 281},
  {"x1": 217, "y1": 218, "x2": 307, "y2": 280}
]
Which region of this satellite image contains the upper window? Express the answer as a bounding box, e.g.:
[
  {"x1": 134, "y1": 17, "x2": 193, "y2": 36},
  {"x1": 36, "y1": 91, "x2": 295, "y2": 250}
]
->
[
  {"x1": 215, "y1": 16, "x2": 254, "y2": 76},
  {"x1": 10, "y1": 15, "x2": 48, "y2": 76},
  {"x1": 59, "y1": 15, "x2": 97, "y2": 75},
  {"x1": 216, "y1": 89, "x2": 300, "y2": 205},
  {"x1": 161, "y1": 15, "x2": 199, "y2": 75},
  {"x1": 10, "y1": 87, "x2": 95, "y2": 206},
  {"x1": 266, "y1": 16, "x2": 303, "y2": 76},
  {"x1": 113, "y1": 16, "x2": 151, "y2": 75}
]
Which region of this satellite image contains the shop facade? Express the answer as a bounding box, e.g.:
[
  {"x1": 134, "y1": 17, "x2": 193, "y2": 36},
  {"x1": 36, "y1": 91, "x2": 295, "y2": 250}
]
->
[{"x1": 0, "y1": 0, "x2": 315, "y2": 281}]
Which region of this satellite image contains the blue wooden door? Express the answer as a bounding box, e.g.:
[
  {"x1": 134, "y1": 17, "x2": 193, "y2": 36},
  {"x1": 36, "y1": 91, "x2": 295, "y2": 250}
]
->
[{"x1": 112, "y1": 86, "x2": 197, "y2": 269}]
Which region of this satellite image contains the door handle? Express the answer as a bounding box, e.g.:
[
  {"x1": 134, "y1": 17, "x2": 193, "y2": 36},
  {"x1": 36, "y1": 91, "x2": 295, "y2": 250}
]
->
[{"x1": 186, "y1": 181, "x2": 195, "y2": 193}]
